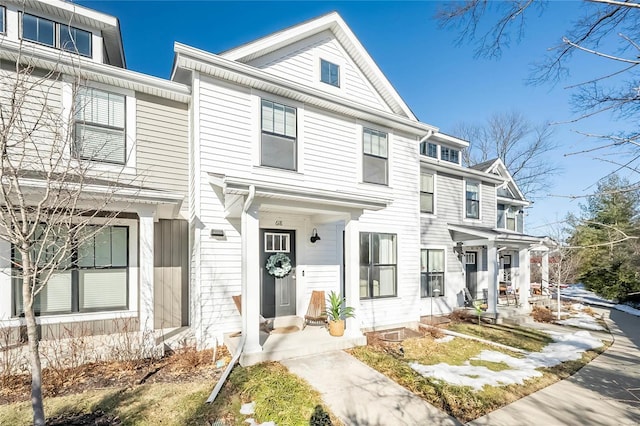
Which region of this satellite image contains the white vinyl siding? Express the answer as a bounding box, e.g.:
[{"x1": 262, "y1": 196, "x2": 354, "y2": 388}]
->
[{"x1": 74, "y1": 87, "x2": 126, "y2": 164}]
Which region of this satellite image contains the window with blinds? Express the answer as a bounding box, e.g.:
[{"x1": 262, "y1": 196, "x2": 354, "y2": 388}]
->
[
  {"x1": 74, "y1": 88, "x2": 126, "y2": 164},
  {"x1": 363, "y1": 128, "x2": 388, "y2": 185},
  {"x1": 261, "y1": 99, "x2": 296, "y2": 170}
]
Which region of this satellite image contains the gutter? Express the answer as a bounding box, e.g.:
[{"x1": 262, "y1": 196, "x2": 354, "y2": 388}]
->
[{"x1": 206, "y1": 185, "x2": 255, "y2": 404}]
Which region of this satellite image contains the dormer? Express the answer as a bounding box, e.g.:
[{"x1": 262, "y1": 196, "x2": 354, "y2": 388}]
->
[
  {"x1": 0, "y1": 0, "x2": 125, "y2": 67},
  {"x1": 419, "y1": 132, "x2": 468, "y2": 166}
]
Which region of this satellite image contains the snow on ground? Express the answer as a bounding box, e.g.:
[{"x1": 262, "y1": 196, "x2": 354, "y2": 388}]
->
[
  {"x1": 556, "y1": 304, "x2": 606, "y2": 331},
  {"x1": 435, "y1": 335, "x2": 455, "y2": 343},
  {"x1": 410, "y1": 331, "x2": 603, "y2": 391},
  {"x1": 561, "y1": 284, "x2": 640, "y2": 317}
]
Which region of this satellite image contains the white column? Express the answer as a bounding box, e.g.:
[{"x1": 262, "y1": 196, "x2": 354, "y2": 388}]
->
[
  {"x1": 0, "y1": 238, "x2": 12, "y2": 320},
  {"x1": 519, "y1": 248, "x2": 531, "y2": 312},
  {"x1": 344, "y1": 214, "x2": 362, "y2": 337},
  {"x1": 541, "y1": 250, "x2": 550, "y2": 293},
  {"x1": 242, "y1": 205, "x2": 261, "y2": 354},
  {"x1": 487, "y1": 244, "x2": 499, "y2": 314},
  {"x1": 138, "y1": 208, "x2": 155, "y2": 338}
]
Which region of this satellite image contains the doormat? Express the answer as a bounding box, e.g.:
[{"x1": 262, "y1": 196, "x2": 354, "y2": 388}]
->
[{"x1": 270, "y1": 326, "x2": 300, "y2": 334}]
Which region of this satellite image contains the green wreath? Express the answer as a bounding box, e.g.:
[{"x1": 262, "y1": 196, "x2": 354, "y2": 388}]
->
[{"x1": 266, "y1": 253, "x2": 292, "y2": 278}]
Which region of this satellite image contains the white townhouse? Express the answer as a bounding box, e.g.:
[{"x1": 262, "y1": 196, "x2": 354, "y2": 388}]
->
[{"x1": 0, "y1": 0, "x2": 191, "y2": 344}]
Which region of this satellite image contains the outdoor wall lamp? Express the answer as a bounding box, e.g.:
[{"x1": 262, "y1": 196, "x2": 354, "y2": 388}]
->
[{"x1": 310, "y1": 228, "x2": 321, "y2": 243}]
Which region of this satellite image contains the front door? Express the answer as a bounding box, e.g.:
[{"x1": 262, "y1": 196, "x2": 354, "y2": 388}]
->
[
  {"x1": 260, "y1": 229, "x2": 296, "y2": 318},
  {"x1": 465, "y1": 251, "x2": 478, "y2": 298}
]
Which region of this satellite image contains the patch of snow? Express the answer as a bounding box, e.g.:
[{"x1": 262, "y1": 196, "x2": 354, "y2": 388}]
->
[
  {"x1": 245, "y1": 419, "x2": 276, "y2": 426},
  {"x1": 561, "y1": 284, "x2": 640, "y2": 318},
  {"x1": 614, "y1": 303, "x2": 640, "y2": 317},
  {"x1": 240, "y1": 402, "x2": 256, "y2": 415},
  {"x1": 571, "y1": 303, "x2": 584, "y2": 311},
  {"x1": 435, "y1": 335, "x2": 455, "y2": 343},
  {"x1": 410, "y1": 331, "x2": 603, "y2": 391},
  {"x1": 557, "y1": 313, "x2": 606, "y2": 331}
]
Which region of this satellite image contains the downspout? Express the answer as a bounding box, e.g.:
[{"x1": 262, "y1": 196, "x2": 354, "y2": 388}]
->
[{"x1": 206, "y1": 184, "x2": 256, "y2": 404}]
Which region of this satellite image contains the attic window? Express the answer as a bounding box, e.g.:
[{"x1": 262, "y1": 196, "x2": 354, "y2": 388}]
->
[
  {"x1": 320, "y1": 59, "x2": 340, "y2": 87},
  {"x1": 21, "y1": 13, "x2": 92, "y2": 58}
]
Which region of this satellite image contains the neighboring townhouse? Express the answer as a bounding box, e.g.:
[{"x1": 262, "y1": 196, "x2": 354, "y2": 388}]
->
[{"x1": 0, "y1": 0, "x2": 191, "y2": 345}]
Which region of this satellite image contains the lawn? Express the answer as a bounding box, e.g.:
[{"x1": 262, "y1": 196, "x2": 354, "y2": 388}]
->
[{"x1": 350, "y1": 324, "x2": 607, "y2": 423}]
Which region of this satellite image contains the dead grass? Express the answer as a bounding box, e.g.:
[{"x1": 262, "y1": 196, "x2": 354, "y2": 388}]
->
[
  {"x1": 532, "y1": 306, "x2": 555, "y2": 323},
  {"x1": 446, "y1": 323, "x2": 553, "y2": 352},
  {"x1": 350, "y1": 326, "x2": 609, "y2": 423}
]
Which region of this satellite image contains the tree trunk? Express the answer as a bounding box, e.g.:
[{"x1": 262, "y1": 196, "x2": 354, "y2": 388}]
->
[{"x1": 22, "y1": 255, "x2": 45, "y2": 425}]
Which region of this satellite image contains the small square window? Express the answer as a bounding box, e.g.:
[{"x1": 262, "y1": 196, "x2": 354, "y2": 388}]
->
[{"x1": 320, "y1": 59, "x2": 340, "y2": 87}]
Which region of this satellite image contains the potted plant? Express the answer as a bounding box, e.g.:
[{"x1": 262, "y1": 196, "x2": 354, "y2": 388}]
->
[{"x1": 326, "y1": 291, "x2": 355, "y2": 337}]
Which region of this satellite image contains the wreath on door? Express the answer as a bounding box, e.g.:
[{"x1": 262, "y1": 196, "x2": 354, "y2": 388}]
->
[{"x1": 266, "y1": 253, "x2": 293, "y2": 278}]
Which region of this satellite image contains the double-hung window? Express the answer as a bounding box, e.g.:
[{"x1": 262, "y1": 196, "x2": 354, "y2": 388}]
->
[
  {"x1": 320, "y1": 59, "x2": 340, "y2": 87},
  {"x1": 21, "y1": 13, "x2": 92, "y2": 57},
  {"x1": 441, "y1": 147, "x2": 459, "y2": 164},
  {"x1": 360, "y1": 232, "x2": 396, "y2": 299},
  {"x1": 363, "y1": 128, "x2": 388, "y2": 185},
  {"x1": 421, "y1": 249, "x2": 445, "y2": 297},
  {"x1": 465, "y1": 181, "x2": 480, "y2": 219},
  {"x1": 261, "y1": 99, "x2": 297, "y2": 170},
  {"x1": 420, "y1": 173, "x2": 434, "y2": 213},
  {"x1": 12, "y1": 225, "x2": 129, "y2": 316},
  {"x1": 74, "y1": 87, "x2": 126, "y2": 164}
]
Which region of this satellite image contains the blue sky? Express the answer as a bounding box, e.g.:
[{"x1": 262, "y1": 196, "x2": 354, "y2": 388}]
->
[{"x1": 77, "y1": 0, "x2": 627, "y2": 235}]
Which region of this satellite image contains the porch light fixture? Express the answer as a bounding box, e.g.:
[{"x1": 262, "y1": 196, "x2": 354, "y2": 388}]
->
[{"x1": 310, "y1": 228, "x2": 321, "y2": 243}]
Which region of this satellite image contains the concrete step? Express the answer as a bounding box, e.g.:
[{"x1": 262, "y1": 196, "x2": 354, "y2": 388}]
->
[{"x1": 501, "y1": 314, "x2": 533, "y2": 326}]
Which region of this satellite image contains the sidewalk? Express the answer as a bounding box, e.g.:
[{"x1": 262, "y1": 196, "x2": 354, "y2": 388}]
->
[
  {"x1": 281, "y1": 350, "x2": 461, "y2": 426},
  {"x1": 469, "y1": 307, "x2": 640, "y2": 426}
]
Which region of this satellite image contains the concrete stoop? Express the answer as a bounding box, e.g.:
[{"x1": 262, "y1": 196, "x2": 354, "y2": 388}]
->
[{"x1": 497, "y1": 307, "x2": 533, "y2": 326}]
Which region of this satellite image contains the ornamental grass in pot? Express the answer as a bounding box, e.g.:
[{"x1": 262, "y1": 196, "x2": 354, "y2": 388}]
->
[{"x1": 326, "y1": 291, "x2": 355, "y2": 337}]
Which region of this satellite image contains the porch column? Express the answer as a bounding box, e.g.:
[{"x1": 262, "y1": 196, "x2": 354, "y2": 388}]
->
[
  {"x1": 242, "y1": 204, "x2": 261, "y2": 354},
  {"x1": 541, "y1": 250, "x2": 550, "y2": 293},
  {"x1": 138, "y1": 208, "x2": 155, "y2": 340},
  {"x1": 487, "y1": 243, "x2": 499, "y2": 314},
  {"x1": 344, "y1": 214, "x2": 362, "y2": 337},
  {"x1": 519, "y1": 248, "x2": 531, "y2": 312}
]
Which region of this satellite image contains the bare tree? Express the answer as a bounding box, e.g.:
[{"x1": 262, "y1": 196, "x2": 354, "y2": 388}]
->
[
  {"x1": 0, "y1": 51, "x2": 135, "y2": 425},
  {"x1": 437, "y1": 1, "x2": 640, "y2": 176},
  {"x1": 455, "y1": 110, "x2": 559, "y2": 199}
]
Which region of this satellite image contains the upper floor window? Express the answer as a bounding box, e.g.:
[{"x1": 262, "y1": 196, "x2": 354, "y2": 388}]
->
[
  {"x1": 21, "y1": 13, "x2": 92, "y2": 57},
  {"x1": 320, "y1": 59, "x2": 340, "y2": 87},
  {"x1": 420, "y1": 142, "x2": 438, "y2": 158},
  {"x1": 261, "y1": 99, "x2": 296, "y2": 171},
  {"x1": 498, "y1": 204, "x2": 523, "y2": 232},
  {"x1": 363, "y1": 128, "x2": 388, "y2": 185},
  {"x1": 360, "y1": 232, "x2": 397, "y2": 299},
  {"x1": 441, "y1": 147, "x2": 459, "y2": 164},
  {"x1": 420, "y1": 173, "x2": 434, "y2": 214},
  {"x1": 465, "y1": 181, "x2": 480, "y2": 219},
  {"x1": 421, "y1": 249, "x2": 444, "y2": 298},
  {"x1": 74, "y1": 87, "x2": 126, "y2": 164},
  {"x1": 1, "y1": 6, "x2": 6, "y2": 34}
]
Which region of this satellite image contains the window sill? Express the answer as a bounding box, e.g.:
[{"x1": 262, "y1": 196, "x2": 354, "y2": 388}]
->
[
  {"x1": 2, "y1": 309, "x2": 137, "y2": 327},
  {"x1": 360, "y1": 295, "x2": 398, "y2": 301}
]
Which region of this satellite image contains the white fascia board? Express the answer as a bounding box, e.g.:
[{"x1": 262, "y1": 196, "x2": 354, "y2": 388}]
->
[
  {"x1": 16, "y1": 0, "x2": 119, "y2": 29},
  {"x1": 420, "y1": 158, "x2": 505, "y2": 184},
  {"x1": 497, "y1": 196, "x2": 530, "y2": 207},
  {"x1": 491, "y1": 159, "x2": 527, "y2": 202},
  {"x1": 219, "y1": 12, "x2": 417, "y2": 120},
  {"x1": 428, "y1": 132, "x2": 470, "y2": 149},
  {"x1": 0, "y1": 40, "x2": 190, "y2": 102},
  {"x1": 174, "y1": 43, "x2": 436, "y2": 136}
]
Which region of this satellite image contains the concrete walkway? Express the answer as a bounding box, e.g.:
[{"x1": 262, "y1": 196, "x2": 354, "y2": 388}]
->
[
  {"x1": 281, "y1": 350, "x2": 460, "y2": 426},
  {"x1": 470, "y1": 307, "x2": 640, "y2": 426}
]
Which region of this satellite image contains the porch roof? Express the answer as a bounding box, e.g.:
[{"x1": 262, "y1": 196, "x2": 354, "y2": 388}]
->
[
  {"x1": 209, "y1": 173, "x2": 391, "y2": 217},
  {"x1": 448, "y1": 223, "x2": 554, "y2": 249}
]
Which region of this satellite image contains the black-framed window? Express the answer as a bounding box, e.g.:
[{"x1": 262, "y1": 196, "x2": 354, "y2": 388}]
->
[
  {"x1": 441, "y1": 147, "x2": 459, "y2": 164},
  {"x1": 12, "y1": 225, "x2": 129, "y2": 316},
  {"x1": 363, "y1": 128, "x2": 388, "y2": 185},
  {"x1": 465, "y1": 180, "x2": 480, "y2": 219},
  {"x1": 421, "y1": 249, "x2": 445, "y2": 297},
  {"x1": 420, "y1": 142, "x2": 438, "y2": 158},
  {"x1": 360, "y1": 232, "x2": 396, "y2": 299},
  {"x1": 420, "y1": 172, "x2": 434, "y2": 213},
  {"x1": 261, "y1": 99, "x2": 297, "y2": 170},
  {"x1": 1, "y1": 6, "x2": 6, "y2": 34},
  {"x1": 320, "y1": 59, "x2": 340, "y2": 87},
  {"x1": 74, "y1": 87, "x2": 126, "y2": 164},
  {"x1": 21, "y1": 13, "x2": 92, "y2": 57}
]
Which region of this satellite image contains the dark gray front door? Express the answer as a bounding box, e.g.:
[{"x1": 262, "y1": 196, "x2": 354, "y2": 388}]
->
[
  {"x1": 465, "y1": 251, "x2": 478, "y2": 298},
  {"x1": 260, "y1": 229, "x2": 296, "y2": 318}
]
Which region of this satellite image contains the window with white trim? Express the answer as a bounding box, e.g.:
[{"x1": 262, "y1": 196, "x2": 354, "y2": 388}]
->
[
  {"x1": 441, "y1": 147, "x2": 459, "y2": 164},
  {"x1": 363, "y1": 128, "x2": 388, "y2": 185},
  {"x1": 74, "y1": 87, "x2": 126, "y2": 164},
  {"x1": 12, "y1": 225, "x2": 129, "y2": 316},
  {"x1": 360, "y1": 232, "x2": 396, "y2": 298},
  {"x1": 420, "y1": 172, "x2": 434, "y2": 214},
  {"x1": 419, "y1": 142, "x2": 437, "y2": 158},
  {"x1": 421, "y1": 249, "x2": 444, "y2": 297},
  {"x1": 320, "y1": 59, "x2": 340, "y2": 87},
  {"x1": 498, "y1": 204, "x2": 524, "y2": 232},
  {"x1": 465, "y1": 180, "x2": 480, "y2": 219},
  {"x1": 21, "y1": 13, "x2": 92, "y2": 57},
  {"x1": 264, "y1": 232, "x2": 290, "y2": 253},
  {"x1": 261, "y1": 99, "x2": 297, "y2": 170}
]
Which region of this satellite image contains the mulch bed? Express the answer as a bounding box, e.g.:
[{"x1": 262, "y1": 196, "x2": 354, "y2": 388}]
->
[
  {"x1": 46, "y1": 410, "x2": 122, "y2": 426},
  {"x1": 0, "y1": 346, "x2": 228, "y2": 405}
]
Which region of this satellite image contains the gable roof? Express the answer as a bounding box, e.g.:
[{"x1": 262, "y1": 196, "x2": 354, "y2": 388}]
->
[
  {"x1": 219, "y1": 11, "x2": 417, "y2": 121},
  {"x1": 471, "y1": 158, "x2": 527, "y2": 203}
]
